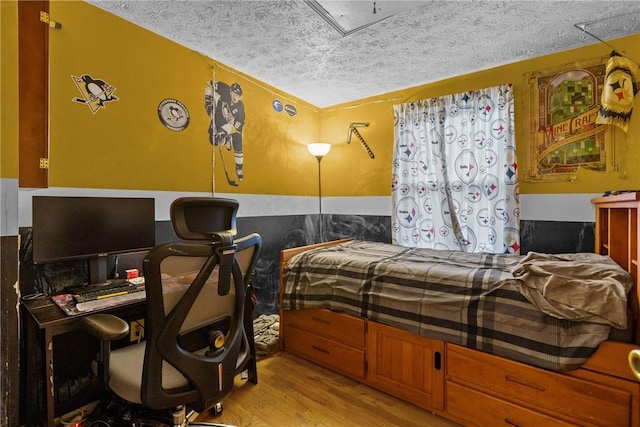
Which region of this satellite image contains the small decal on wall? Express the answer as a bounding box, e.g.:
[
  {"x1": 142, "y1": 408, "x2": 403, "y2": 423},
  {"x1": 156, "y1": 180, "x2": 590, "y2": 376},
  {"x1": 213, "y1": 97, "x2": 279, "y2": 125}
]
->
[
  {"x1": 272, "y1": 99, "x2": 283, "y2": 113},
  {"x1": 284, "y1": 104, "x2": 297, "y2": 117},
  {"x1": 157, "y1": 99, "x2": 190, "y2": 131},
  {"x1": 71, "y1": 74, "x2": 119, "y2": 114}
]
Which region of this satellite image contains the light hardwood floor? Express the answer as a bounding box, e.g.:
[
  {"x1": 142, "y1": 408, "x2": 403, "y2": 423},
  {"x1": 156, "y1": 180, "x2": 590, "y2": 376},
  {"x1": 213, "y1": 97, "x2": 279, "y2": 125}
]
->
[{"x1": 195, "y1": 352, "x2": 460, "y2": 427}]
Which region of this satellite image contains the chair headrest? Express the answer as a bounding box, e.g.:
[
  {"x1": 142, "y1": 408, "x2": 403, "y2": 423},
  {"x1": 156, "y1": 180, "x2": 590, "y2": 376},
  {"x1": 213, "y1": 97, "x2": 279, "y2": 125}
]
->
[{"x1": 170, "y1": 197, "x2": 238, "y2": 244}]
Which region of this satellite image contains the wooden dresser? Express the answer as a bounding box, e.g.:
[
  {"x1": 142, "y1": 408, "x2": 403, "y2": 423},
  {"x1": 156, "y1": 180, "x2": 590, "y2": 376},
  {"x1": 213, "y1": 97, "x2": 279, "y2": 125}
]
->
[{"x1": 592, "y1": 192, "x2": 640, "y2": 344}]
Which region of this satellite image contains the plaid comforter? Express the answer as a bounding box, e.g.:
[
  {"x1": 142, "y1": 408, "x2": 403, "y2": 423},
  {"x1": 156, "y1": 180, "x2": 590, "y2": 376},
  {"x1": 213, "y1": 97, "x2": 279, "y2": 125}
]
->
[{"x1": 281, "y1": 240, "x2": 616, "y2": 371}]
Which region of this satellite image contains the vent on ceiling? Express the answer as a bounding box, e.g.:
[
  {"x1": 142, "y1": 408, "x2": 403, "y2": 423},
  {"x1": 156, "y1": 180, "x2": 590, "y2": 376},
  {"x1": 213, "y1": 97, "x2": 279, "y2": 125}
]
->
[{"x1": 305, "y1": 0, "x2": 425, "y2": 37}]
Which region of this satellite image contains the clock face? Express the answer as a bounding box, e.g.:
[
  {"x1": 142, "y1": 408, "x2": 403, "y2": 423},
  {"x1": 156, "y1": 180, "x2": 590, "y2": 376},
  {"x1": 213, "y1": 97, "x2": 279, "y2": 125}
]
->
[{"x1": 158, "y1": 99, "x2": 190, "y2": 131}]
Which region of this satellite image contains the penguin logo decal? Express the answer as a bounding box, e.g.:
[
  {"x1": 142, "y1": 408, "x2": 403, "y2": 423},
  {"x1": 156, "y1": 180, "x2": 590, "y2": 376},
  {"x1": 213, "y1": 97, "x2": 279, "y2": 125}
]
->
[
  {"x1": 157, "y1": 98, "x2": 190, "y2": 131},
  {"x1": 71, "y1": 74, "x2": 119, "y2": 114}
]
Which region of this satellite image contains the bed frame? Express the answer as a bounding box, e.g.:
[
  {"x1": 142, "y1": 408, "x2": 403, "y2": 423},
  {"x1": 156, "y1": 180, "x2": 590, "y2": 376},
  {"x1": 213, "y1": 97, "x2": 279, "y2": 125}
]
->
[{"x1": 278, "y1": 194, "x2": 640, "y2": 426}]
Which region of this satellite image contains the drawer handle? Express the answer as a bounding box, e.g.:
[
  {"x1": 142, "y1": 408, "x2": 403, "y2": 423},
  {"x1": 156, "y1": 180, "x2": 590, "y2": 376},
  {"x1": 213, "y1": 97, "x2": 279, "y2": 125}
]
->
[
  {"x1": 504, "y1": 418, "x2": 522, "y2": 427},
  {"x1": 312, "y1": 345, "x2": 330, "y2": 355},
  {"x1": 505, "y1": 375, "x2": 545, "y2": 392},
  {"x1": 629, "y1": 349, "x2": 640, "y2": 381},
  {"x1": 312, "y1": 316, "x2": 330, "y2": 325}
]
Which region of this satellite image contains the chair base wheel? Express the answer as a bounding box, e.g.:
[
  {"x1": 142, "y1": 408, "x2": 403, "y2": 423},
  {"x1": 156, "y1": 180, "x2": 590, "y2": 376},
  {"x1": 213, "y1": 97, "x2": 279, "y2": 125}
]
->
[{"x1": 211, "y1": 402, "x2": 223, "y2": 415}]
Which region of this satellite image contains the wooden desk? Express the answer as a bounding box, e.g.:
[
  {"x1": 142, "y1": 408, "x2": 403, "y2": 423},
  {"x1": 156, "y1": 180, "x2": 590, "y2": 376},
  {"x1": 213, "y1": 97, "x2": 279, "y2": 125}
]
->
[{"x1": 22, "y1": 296, "x2": 146, "y2": 427}]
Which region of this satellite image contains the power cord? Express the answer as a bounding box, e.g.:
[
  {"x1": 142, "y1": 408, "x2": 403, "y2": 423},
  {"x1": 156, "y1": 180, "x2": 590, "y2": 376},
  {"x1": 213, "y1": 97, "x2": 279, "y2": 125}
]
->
[
  {"x1": 58, "y1": 400, "x2": 102, "y2": 426},
  {"x1": 59, "y1": 409, "x2": 85, "y2": 426},
  {"x1": 132, "y1": 319, "x2": 145, "y2": 343},
  {"x1": 21, "y1": 292, "x2": 48, "y2": 301}
]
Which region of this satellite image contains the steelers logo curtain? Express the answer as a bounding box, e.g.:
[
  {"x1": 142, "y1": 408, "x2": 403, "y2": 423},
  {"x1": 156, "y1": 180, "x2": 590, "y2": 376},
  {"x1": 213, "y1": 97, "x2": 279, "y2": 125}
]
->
[
  {"x1": 596, "y1": 51, "x2": 640, "y2": 133},
  {"x1": 391, "y1": 84, "x2": 520, "y2": 254}
]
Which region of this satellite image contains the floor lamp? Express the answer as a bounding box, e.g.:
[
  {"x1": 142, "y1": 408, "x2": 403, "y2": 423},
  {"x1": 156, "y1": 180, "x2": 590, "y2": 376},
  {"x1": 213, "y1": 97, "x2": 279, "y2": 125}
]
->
[{"x1": 307, "y1": 143, "x2": 331, "y2": 242}]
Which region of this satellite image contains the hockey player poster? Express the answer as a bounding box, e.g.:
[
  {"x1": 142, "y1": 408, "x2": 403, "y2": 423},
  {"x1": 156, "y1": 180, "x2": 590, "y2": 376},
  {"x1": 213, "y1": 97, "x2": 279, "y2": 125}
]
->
[{"x1": 205, "y1": 80, "x2": 246, "y2": 186}]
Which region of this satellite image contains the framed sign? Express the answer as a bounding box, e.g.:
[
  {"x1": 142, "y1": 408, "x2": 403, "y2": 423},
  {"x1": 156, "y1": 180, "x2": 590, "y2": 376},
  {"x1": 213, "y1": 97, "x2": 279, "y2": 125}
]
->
[{"x1": 525, "y1": 58, "x2": 614, "y2": 182}]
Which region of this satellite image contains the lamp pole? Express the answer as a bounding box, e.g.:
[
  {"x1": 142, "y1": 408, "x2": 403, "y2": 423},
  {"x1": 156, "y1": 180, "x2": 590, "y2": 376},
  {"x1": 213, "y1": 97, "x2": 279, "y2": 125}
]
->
[
  {"x1": 315, "y1": 155, "x2": 324, "y2": 241},
  {"x1": 307, "y1": 143, "x2": 331, "y2": 242}
]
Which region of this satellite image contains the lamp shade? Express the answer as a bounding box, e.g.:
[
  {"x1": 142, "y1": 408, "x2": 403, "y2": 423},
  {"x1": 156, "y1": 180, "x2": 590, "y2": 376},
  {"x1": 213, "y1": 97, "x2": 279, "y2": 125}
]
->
[{"x1": 307, "y1": 143, "x2": 331, "y2": 157}]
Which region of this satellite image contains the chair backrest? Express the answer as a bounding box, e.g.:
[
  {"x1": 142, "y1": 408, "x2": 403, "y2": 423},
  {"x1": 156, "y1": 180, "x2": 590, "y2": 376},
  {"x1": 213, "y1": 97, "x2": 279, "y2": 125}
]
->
[
  {"x1": 235, "y1": 233, "x2": 262, "y2": 288},
  {"x1": 140, "y1": 197, "x2": 261, "y2": 411},
  {"x1": 171, "y1": 196, "x2": 238, "y2": 240}
]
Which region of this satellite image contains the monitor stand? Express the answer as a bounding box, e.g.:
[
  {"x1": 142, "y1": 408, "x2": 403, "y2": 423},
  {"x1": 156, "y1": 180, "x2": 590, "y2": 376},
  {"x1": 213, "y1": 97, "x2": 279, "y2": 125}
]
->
[{"x1": 89, "y1": 256, "x2": 108, "y2": 285}]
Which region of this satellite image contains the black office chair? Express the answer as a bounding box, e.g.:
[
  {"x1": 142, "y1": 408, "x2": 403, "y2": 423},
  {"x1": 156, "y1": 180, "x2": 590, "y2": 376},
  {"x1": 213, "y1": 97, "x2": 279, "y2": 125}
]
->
[{"x1": 81, "y1": 197, "x2": 261, "y2": 426}]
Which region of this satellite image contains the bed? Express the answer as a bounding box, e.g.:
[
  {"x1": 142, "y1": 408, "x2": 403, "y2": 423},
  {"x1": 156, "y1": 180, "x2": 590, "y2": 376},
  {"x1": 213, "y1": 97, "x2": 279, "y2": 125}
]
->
[
  {"x1": 282, "y1": 239, "x2": 632, "y2": 371},
  {"x1": 278, "y1": 194, "x2": 640, "y2": 427}
]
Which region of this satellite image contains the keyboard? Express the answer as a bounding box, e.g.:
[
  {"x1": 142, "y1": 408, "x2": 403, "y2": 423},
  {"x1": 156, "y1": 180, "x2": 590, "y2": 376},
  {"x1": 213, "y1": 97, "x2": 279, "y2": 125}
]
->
[
  {"x1": 51, "y1": 279, "x2": 148, "y2": 315},
  {"x1": 75, "y1": 290, "x2": 146, "y2": 312},
  {"x1": 66, "y1": 279, "x2": 134, "y2": 296},
  {"x1": 73, "y1": 282, "x2": 144, "y2": 303}
]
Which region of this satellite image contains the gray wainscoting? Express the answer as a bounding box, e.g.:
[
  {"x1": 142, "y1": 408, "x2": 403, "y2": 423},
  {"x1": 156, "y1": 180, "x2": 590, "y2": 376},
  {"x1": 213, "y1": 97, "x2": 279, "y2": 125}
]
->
[{"x1": 18, "y1": 217, "x2": 594, "y2": 316}]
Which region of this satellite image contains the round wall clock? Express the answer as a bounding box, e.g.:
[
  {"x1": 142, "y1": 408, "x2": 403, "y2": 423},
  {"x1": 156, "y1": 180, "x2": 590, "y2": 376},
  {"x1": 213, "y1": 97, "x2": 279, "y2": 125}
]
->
[{"x1": 158, "y1": 98, "x2": 190, "y2": 131}]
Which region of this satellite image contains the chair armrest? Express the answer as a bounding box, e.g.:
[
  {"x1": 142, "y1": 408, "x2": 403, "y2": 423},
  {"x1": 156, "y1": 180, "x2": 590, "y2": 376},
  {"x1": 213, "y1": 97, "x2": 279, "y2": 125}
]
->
[{"x1": 81, "y1": 313, "x2": 130, "y2": 341}]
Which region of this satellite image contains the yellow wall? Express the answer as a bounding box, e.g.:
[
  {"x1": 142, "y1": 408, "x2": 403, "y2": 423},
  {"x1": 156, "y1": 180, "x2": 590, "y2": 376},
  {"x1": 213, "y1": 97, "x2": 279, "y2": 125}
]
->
[
  {"x1": 8, "y1": 2, "x2": 640, "y2": 199},
  {"x1": 319, "y1": 33, "x2": 640, "y2": 196},
  {"x1": 1, "y1": 0, "x2": 19, "y2": 180},
  {"x1": 48, "y1": 2, "x2": 320, "y2": 195}
]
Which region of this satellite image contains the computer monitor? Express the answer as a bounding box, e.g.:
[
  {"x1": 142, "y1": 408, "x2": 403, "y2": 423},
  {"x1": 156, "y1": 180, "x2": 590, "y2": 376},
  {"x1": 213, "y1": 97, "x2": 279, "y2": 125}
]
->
[{"x1": 32, "y1": 196, "x2": 156, "y2": 284}]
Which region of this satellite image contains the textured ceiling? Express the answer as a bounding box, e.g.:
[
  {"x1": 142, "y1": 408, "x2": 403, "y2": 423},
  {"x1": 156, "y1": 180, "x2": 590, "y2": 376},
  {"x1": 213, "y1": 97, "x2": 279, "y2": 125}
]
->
[{"x1": 86, "y1": 0, "x2": 640, "y2": 108}]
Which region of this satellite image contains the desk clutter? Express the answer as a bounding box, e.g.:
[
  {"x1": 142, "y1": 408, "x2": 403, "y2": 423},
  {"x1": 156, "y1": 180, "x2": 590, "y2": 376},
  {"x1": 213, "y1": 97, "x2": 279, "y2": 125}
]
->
[
  {"x1": 24, "y1": 197, "x2": 262, "y2": 426},
  {"x1": 52, "y1": 278, "x2": 147, "y2": 315},
  {"x1": 65, "y1": 394, "x2": 194, "y2": 427}
]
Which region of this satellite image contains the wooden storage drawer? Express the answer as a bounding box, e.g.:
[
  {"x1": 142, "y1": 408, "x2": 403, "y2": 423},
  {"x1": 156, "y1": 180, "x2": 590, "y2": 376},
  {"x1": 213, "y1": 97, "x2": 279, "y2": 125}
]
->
[
  {"x1": 447, "y1": 344, "x2": 632, "y2": 427},
  {"x1": 284, "y1": 308, "x2": 365, "y2": 347},
  {"x1": 447, "y1": 381, "x2": 575, "y2": 427},
  {"x1": 367, "y1": 321, "x2": 445, "y2": 411},
  {"x1": 285, "y1": 325, "x2": 365, "y2": 379}
]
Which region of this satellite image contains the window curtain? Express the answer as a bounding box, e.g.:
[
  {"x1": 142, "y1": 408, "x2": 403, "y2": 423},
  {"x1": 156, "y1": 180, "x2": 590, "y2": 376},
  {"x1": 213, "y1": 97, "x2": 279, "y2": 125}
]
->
[{"x1": 391, "y1": 84, "x2": 519, "y2": 254}]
